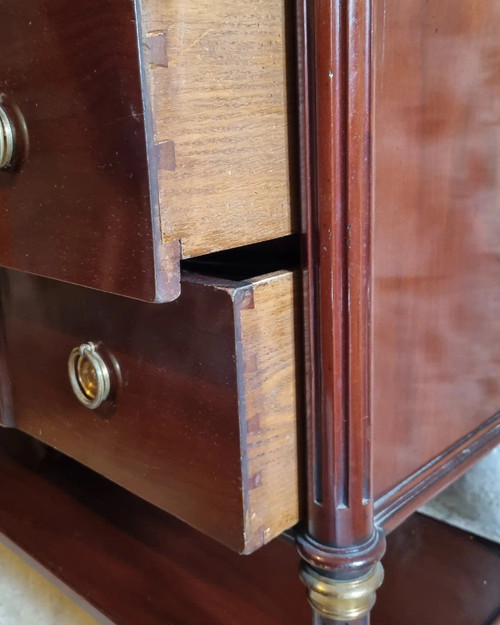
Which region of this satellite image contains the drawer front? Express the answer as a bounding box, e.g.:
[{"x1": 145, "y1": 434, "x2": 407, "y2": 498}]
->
[{"x1": 0, "y1": 269, "x2": 300, "y2": 553}]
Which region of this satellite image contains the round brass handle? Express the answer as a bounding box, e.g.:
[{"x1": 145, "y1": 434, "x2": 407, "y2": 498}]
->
[
  {"x1": 0, "y1": 105, "x2": 15, "y2": 169},
  {"x1": 68, "y1": 342, "x2": 111, "y2": 410}
]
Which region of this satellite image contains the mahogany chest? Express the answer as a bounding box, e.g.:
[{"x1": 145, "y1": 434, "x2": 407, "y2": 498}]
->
[{"x1": 0, "y1": 0, "x2": 499, "y2": 623}]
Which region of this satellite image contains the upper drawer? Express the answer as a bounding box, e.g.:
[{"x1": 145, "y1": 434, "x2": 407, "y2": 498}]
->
[
  {"x1": 0, "y1": 0, "x2": 294, "y2": 302},
  {"x1": 0, "y1": 268, "x2": 300, "y2": 554}
]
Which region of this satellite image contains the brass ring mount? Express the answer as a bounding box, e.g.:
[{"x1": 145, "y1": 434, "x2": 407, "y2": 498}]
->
[{"x1": 68, "y1": 342, "x2": 112, "y2": 410}]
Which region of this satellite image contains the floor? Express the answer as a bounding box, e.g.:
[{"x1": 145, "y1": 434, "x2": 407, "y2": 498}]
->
[
  {"x1": 420, "y1": 445, "x2": 500, "y2": 543},
  {"x1": 0, "y1": 543, "x2": 98, "y2": 625}
]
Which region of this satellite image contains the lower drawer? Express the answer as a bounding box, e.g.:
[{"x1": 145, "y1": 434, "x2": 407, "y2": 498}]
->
[{"x1": 0, "y1": 269, "x2": 300, "y2": 553}]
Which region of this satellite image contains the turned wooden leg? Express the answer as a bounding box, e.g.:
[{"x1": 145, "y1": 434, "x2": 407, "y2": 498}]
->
[{"x1": 296, "y1": 0, "x2": 383, "y2": 622}]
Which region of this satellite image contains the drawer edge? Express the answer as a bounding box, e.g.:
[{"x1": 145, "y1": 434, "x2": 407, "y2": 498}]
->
[{"x1": 233, "y1": 271, "x2": 301, "y2": 553}]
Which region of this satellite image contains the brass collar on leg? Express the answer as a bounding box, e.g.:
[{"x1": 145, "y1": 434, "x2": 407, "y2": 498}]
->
[{"x1": 299, "y1": 561, "x2": 384, "y2": 622}]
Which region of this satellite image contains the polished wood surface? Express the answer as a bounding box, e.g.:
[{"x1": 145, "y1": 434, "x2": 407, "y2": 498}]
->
[
  {"x1": 371, "y1": 0, "x2": 500, "y2": 497},
  {"x1": 141, "y1": 0, "x2": 297, "y2": 258},
  {"x1": 0, "y1": 0, "x2": 179, "y2": 302},
  {"x1": 0, "y1": 268, "x2": 300, "y2": 553},
  {"x1": 373, "y1": 513, "x2": 500, "y2": 625},
  {"x1": 296, "y1": 3, "x2": 385, "y2": 613},
  {"x1": 0, "y1": 433, "x2": 497, "y2": 625},
  {"x1": 298, "y1": 0, "x2": 377, "y2": 546}
]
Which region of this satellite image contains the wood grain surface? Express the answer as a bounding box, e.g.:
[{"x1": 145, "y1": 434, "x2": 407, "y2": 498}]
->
[
  {"x1": 139, "y1": 0, "x2": 296, "y2": 257},
  {"x1": 237, "y1": 272, "x2": 302, "y2": 551},
  {"x1": 0, "y1": 268, "x2": 300, "y2": 553},
  {"x1": 371, "y1": 0, "x2": 500, "y2": 497}
]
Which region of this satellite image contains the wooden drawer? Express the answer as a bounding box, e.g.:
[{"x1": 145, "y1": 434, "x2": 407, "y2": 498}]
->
[
  {"x1": 0, "y1": 268, "x2": 300, "y2": 553},
  {"x1": 0, "y1": 0, "x2": 294, "y2": 302}
]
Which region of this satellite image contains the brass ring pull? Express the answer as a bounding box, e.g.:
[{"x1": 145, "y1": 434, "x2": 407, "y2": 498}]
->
[
  {"x1": 0, "y1": 105, "x2": 15, "y2": 169},
  {"x1": 68, "y1": 342, "x2": 111, "y2": 410}
]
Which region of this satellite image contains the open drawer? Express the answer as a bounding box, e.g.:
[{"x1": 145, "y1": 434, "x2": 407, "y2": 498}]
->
[
  {"x1": 0, "y1": 0, "x2": 293, "y2": 302},
  {"x1": 0, "y1": 268, "x2": 300, "y2": 553}
]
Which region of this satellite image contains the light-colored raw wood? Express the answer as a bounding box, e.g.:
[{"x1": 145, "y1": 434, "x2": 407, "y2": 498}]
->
[
  {"x1": 138, "y1": 0, "x2": 294, "y2": 258},
  {"x1": 234, "y1": 270, "x2": 300, "y2": 552}
]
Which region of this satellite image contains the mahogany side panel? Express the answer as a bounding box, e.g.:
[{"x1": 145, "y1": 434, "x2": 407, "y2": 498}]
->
[
  {"x1": 0, "y1": 0, "x2": 179, "y2": 302},
  {"x1": 371, "y1": 0, "x2": 500, "y2": 497}
]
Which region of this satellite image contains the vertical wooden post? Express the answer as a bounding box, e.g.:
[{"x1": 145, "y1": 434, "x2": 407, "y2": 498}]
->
[{"x1": 296, "y1": 1, "x2": 385, "y2": 621}]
